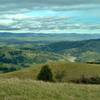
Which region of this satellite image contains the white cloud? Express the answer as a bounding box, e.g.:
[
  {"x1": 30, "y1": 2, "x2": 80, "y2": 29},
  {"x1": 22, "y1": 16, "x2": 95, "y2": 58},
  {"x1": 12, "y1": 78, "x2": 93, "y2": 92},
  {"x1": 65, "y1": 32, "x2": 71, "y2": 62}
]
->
[
  {"x1": 0, "y1": 3, "x2": 99, "y2": 34},
  {"x1": 0, "y1": 19, "x2": 14, "y2": 26}
]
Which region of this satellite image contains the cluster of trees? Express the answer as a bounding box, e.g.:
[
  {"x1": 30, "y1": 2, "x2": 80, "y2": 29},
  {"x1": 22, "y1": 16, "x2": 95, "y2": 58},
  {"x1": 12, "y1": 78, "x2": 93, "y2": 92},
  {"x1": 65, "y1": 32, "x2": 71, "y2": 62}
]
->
[
  {"x1": 0, "y1": 47, "x2": 62, "y2": 73},
  {"x1": 0, "y1": 66, "x2": 17, "y2": 73},
  {"x1": 0, "y1": 47, "x2": 63, "y2": 67}
]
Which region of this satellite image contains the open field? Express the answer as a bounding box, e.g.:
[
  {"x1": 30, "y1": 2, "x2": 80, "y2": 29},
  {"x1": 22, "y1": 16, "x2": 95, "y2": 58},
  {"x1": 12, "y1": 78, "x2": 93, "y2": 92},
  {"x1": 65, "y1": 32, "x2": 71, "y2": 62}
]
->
[{"x1": 0, "y1": 78, "x2": 100, "y2": 100}]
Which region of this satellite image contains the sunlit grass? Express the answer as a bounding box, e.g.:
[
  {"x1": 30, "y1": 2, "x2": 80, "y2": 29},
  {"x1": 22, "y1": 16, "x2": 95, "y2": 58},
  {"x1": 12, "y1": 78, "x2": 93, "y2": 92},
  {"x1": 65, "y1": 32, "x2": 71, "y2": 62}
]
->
[
  {"x1": 1, "y1": 62, "x2": 100, "y2": 82},
  {"x1": 0, "y1": 78, "x2": 100, "y2": 100}
]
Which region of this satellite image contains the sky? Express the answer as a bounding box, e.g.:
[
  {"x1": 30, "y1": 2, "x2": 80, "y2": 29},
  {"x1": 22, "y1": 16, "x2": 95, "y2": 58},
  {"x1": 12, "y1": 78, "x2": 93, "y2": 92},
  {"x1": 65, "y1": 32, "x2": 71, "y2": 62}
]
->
[{"x1": 0, "y1": 0, "x2": 100, "y2": 34}]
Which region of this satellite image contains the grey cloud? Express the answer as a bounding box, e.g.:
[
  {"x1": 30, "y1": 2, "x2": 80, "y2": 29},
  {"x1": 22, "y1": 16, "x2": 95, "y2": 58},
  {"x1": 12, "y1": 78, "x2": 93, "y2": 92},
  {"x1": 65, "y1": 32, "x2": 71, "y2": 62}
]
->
[
  {"x1": 0, "y1": 0, "x2": 99, "y2": 14},
  {"x1": 0, "y1": 0, "x2": 100, "y2": 9},
  {"x1": 1, "y1": 0, "x2": 100, "y2": 5},
  {"x1": 0, "y1": 25, "x2": 21, "y2": 30}
]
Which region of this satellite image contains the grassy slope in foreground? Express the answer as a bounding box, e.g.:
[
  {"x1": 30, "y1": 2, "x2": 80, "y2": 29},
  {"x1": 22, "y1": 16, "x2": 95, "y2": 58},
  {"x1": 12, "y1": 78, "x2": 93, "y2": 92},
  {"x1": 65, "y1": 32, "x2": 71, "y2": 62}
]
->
[
  {"x1": 0, "y1": 78, "x2": 100, "y2": 100},
  {"x1": 1, "y1": 62, "x2": 100, "y2": 82}
]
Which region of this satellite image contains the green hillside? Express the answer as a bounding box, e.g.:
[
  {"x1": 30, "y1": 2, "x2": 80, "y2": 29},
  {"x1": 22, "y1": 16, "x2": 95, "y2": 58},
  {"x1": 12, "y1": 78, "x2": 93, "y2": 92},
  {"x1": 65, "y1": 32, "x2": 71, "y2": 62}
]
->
[
  {"x1": 40, "y1": 39, "x2": 100, "y2": 63},
  {"x1": 41, "y1": 39, "x2": 100, "y2": 53},
  {"x1": 0, "y1": 46, "x2": 70, "y2": 73},
  {"x1": 1, "y1": 62, "x2": 100, "y2": 82},
  {"x1": 0, "y1": 39, "x2": 100, "y2": 71},
  {"x1": 0, "y1": 61, "x2": 100, "y2": 100}
]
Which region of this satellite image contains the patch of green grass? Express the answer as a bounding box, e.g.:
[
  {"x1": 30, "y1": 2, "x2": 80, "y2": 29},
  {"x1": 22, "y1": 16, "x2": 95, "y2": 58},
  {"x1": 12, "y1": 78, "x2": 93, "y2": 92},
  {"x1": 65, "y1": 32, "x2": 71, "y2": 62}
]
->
[{"x1": 0, "y1": 79, "x2": 100, "y2": 100}]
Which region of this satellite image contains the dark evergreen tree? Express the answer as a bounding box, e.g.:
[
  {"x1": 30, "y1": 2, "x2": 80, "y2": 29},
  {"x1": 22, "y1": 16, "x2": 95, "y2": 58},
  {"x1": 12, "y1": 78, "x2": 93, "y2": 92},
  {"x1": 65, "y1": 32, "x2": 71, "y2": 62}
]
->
[{"x1": 37, "y1": 65, "x2": 53, "y2": 82}]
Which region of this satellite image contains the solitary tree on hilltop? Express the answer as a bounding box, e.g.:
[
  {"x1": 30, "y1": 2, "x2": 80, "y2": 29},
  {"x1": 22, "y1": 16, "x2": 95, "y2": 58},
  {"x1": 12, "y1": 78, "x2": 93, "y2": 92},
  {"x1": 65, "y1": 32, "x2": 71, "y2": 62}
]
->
[{"x1": 37, "y1": 65, "x2": 53, "y2": 82}]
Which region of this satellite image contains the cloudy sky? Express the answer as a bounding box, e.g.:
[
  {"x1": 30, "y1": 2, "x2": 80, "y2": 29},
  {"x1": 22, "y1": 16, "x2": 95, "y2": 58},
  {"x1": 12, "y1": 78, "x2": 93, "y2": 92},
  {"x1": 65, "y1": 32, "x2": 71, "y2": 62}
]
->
[{"x1": 0, "y1": 0, "x2": 100, "y2": 34}]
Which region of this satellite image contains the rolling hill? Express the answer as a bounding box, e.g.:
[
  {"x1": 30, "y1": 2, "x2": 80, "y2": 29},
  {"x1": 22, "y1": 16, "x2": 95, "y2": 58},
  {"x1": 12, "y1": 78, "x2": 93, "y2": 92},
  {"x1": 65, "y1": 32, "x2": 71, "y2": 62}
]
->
[
  {"x1": 0, "y1": 62, "x2": 100, "y2": 100},
  {"x1": 41, "y1": 39, "x2": 100, "y2": 53},
  {"x1": 1, "y1": 61, "x2": 100, "y2": 82},
  {"x1": 0, "y1": 38, "x2": 100, "y2": 73},
  {"x1": 40, "y1": 39, "x2": 100, "y2": 63}
]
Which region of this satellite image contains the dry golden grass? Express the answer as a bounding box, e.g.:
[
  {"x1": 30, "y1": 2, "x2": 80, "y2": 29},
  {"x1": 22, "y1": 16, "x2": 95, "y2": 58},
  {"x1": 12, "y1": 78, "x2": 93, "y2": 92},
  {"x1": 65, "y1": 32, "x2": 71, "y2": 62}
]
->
[
  {"x1": 0, "y1": 78, "x2": 100, "y2": 100},
  {"x1": 1, "y1": 61, "x2": 100, "y2": 82},
  {"x1": 0, "y1": 62, "x2": 100, "y2": 100}
]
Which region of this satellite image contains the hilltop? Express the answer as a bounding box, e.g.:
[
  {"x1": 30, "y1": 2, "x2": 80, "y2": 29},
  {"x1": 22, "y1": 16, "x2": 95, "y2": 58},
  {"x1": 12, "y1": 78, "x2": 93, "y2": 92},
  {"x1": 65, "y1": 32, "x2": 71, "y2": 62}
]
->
[
  {"x1": 0, "y1": 62, "x2": 100, "y2": 100},
  {"x1": 1, "y1": 61, "x2": 100, "y2": 82}
]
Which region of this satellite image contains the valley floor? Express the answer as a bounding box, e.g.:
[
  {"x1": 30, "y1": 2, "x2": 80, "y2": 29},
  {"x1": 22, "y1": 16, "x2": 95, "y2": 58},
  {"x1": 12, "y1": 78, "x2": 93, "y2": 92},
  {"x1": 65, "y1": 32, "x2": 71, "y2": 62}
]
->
[{"x1": 0, "y1": 78, "x2": 100, "y2": 100}]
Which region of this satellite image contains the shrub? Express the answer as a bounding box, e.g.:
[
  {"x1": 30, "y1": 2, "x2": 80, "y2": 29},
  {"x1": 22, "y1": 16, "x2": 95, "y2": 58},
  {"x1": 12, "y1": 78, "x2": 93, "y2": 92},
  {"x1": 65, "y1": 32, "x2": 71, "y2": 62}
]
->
[
  {"x1": 71, "y1": 75, "x2": 100, "y2": 84},
  {"x1": 55, "y1": 70, "x2": 65, "y2": 82},
  {"x1": 37, "y1": 65, "x2": 53, "y2": 82}
]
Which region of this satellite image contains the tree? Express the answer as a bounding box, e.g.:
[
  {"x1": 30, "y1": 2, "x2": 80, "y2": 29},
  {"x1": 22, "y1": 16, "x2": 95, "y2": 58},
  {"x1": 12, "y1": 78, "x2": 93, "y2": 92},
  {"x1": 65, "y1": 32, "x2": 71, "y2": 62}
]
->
[{"x1": 37, "y1": 65, "x2": 53, "y2": 82}]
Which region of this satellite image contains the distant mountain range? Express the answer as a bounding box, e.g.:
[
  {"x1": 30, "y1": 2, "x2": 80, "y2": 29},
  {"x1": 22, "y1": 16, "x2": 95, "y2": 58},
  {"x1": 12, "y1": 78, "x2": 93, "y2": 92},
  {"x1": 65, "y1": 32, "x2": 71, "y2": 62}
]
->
[
  {"x1": 0, "y1": 32, "x2": 100, "y2": 43},
  {"x1": 41, "y1": 39, "x2": 100, "y2": 52}
]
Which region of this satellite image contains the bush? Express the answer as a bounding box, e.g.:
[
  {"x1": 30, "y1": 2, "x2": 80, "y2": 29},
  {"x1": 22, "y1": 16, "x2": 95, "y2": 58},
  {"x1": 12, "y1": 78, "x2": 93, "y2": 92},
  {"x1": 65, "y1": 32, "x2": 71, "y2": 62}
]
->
[
  {"x1": 55, "y1": 70, "x2": 65, "y2": 82},
  {"x1": 71, "y1": 75, "x2": 100, "y2": 84},
  {"x1": 37, "y1": 65, "x2": 53, "y2": 82}
]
